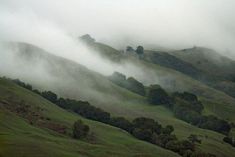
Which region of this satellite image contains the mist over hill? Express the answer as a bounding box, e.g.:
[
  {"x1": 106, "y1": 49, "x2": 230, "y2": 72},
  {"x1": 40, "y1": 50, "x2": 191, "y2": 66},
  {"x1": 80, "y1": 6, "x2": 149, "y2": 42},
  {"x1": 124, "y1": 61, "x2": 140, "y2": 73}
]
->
[{"x1": 1, "y1": 1, "x2": 235, "y2": 157}]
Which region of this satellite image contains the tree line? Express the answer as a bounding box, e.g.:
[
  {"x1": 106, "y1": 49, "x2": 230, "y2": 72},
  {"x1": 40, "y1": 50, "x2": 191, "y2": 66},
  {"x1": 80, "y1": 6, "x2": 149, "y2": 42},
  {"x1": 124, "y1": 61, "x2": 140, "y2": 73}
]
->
[
  {"x1": 147, "y1": 85, "x2": 231, "y2": 135},
  {"x1": 10, "y1": 78, "x2": 216, "y2": 157},
  {"x1": 107, "y1": 72, "x2": 231, "y2": 135}
]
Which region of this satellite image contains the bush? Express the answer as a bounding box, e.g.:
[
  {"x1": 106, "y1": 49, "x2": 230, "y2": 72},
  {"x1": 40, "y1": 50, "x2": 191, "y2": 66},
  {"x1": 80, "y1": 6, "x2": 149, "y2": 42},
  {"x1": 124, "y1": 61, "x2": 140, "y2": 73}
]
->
[
  {"x1": 188, "y1": 134, "x2": 201, "y2": 144},
  {"x1": 73, "y1": 120, "x2": 89, "y2": 139}
]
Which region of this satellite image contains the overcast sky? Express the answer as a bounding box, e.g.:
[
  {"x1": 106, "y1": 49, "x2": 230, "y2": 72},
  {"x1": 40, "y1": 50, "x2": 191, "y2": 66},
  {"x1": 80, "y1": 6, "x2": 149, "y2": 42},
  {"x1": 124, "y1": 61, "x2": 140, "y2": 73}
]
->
[{"x1": 0, "y1": 0, "x2": 235, "y2": 58}]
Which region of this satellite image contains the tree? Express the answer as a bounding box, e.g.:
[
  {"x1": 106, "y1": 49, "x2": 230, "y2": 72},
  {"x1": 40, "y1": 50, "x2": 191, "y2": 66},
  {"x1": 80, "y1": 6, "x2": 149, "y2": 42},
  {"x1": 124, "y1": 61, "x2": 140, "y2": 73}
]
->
[
  {"x1": 73, "y1": 120, "x2": 89, "y2": 139},
  {"x1": 136, "y1": 46, "x2": 144, "y2": 55},
  {"x1": 109, "y1": 72, "x2": 126, "y2": 87},
  {"x1": 147, "y1": 85, "x2": 171, "y2": 105},
  {"x1": 110, "y1": 117, "x2": 133, "y2": 132},
  {"x1": 126, "y1": 77, "x2": 146, "y2": 96},
  {"x1": 132, "y1": 128, "x2": 153, "y2": 142},
  {"x1": 126, "y1": 46, "x2": 134, "y2": 52},
  {"x1": 41, "y1": 91, "x2": 58, "y2": 103}
]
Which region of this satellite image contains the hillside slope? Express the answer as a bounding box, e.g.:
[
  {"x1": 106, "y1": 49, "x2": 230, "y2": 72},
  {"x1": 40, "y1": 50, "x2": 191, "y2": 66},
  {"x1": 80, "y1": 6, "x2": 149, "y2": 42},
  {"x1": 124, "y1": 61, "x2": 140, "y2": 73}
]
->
[
  {"x1": 0, "y1": 78, "x2": 180, "y2": 157},
  {"x1": 1, "y1": 42, "x2": 235, "y2": 156},
  {"x1": 170, "y1": 47, "x2": 235, "y2": 98}
]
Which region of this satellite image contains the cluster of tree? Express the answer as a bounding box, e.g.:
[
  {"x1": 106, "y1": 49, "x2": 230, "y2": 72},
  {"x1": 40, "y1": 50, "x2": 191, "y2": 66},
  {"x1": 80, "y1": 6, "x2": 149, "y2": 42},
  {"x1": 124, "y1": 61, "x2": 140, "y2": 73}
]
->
[
  {"x1": 126, "y1": 45, "x2": 144, "y2": 54},
  {"x1": 109, "y1": 72, "x2": 146, "y2": 96},
  {"x1": 12, "y1": 79, "x2": 32, "y2": 90},
  {"x1": 130, "y1": 117, "x2": 215, "y2": 157},
  {"x1": 57, "y1": 98, "x2": 111, "y2": 123},
  {"x1": 223, "y1": 136, "x2": 235, "y2": 147},
  {"x1": 11, "y1": 78, "x2": 90, "y2": 140},
  {"x1": 172, "y1": 93, "x2": 231, "y2": 134},
  {"x1": 73, "y1": 120, "x2": 90, "y2": 139},
  {"x1": 173, "y1": 92, "x2": 204, "y2": 113},
  {"x1": 147, "y1": 84, "x2": 172, "y2": 107},
  {"x1": 147, "y1": 85, "x2": 231, "y2": 135}
]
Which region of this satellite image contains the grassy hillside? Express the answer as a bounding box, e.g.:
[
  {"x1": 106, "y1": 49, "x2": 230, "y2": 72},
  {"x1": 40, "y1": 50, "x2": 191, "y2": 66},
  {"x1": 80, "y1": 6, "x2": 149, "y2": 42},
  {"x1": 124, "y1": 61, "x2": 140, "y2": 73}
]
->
[
  {"x1": 0, "y1": 78, "x2": 181, "y2": 157},
  {"x1": 169, "y1": 47, "x2": 235, "y2": 98},
  {"x1": 2, "y1": 42, "x2": 235, "y2": 156},
  {"x1": 85, "y1": 41, "x2": 235, "y2": 121},
  {"x1": 170, "y1": 47, "x2": 235, "y2": 80}
]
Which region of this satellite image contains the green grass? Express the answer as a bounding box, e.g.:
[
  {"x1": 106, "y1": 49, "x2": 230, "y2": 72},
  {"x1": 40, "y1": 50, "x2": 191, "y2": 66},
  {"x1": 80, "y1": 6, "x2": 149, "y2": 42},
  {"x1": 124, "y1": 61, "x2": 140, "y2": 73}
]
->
[{"x1": 0, "y1": 78, "x2": 180, "y2": 157}]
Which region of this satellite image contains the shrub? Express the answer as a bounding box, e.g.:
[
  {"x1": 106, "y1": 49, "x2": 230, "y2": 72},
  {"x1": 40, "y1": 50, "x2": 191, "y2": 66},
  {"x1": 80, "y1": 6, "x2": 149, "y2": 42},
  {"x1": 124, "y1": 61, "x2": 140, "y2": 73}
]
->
[
  {"x1": 73, "y1": 120, "x2": 89, "y2": 139},
  {"x1": 188, "y1": 134, "x2": 201, "y2": 144}
]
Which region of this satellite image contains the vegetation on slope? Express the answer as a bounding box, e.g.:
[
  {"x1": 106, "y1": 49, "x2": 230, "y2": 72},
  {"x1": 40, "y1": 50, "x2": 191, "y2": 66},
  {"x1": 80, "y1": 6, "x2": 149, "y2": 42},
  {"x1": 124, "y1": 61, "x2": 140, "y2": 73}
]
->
[
  {"x1": 3, "y1": 41, "x2": 235, "y2": 157},
  {"x1": 8, "y1": 78, "x2": 218, "y2": 157},
  {"x1": 0, "y1": 77, "x2": 181, "y2": 157}
]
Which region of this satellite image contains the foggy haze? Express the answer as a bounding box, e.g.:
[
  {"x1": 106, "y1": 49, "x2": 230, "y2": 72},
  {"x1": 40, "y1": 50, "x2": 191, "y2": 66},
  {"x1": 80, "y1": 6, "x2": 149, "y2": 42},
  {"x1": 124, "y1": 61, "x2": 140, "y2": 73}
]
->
[
  {"x1": 0, "y1": 0, "x2": 235, "y2": 83},
  {"x1": 1, "y1": 0, "x2": 235, "y2": 56}
]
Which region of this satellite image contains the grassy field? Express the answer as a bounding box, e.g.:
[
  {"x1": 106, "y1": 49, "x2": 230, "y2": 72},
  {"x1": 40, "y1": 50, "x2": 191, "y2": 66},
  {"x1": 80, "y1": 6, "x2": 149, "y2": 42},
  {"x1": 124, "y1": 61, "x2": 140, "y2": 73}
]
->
[{"x1": 0, "y1": 78, "x2": 180, "y2": 157}]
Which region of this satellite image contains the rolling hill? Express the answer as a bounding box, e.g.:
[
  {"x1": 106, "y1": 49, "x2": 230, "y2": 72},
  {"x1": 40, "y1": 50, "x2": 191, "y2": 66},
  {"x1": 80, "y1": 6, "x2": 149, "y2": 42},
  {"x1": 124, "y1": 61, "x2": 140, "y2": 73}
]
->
[
  {"x1": 0, "y1": 78, "x2": 180, "y2": 157},
  {"x1": 1, "y1": 41, "x2": 235, "y2": 157}
]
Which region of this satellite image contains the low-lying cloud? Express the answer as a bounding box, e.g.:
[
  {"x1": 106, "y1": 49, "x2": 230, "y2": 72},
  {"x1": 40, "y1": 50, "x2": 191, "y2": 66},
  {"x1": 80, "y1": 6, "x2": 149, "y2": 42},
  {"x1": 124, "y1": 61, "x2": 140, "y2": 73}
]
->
[
  {"x1": 0, "y1": 0, "x2": 235, "y2": 84},
  {"x1": 1, "y1": 0, "x2": 235, "y2": 57}
]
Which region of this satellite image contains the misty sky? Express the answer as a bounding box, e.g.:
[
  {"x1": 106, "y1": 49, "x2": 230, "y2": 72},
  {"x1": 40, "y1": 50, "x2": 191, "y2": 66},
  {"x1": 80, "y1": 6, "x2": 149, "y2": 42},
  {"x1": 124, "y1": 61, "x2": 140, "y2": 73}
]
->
[{"x1": 0, "y1": 0, "x2": 235, "y2": 58}]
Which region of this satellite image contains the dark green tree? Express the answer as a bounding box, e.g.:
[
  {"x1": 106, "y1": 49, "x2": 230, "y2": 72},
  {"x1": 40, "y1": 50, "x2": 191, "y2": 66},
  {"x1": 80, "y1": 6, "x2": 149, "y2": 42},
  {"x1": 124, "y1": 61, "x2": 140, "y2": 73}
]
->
[
  {"x1": 126, "y1": 77, "x2": 146, "y2": 96},
  {"x1": 110, "y1": 117, "x2": 133, "y2": 132},
  {"x1": 126, "y1": 46, "x2": 134, "y2": 52},
  {"x1": 41, "y1": 91, "x2": 58, "y2": 103},
  {"x1": 136, "y1": 46, "x2": 144, "y2": 55},
  {"x1": 147, "y1": 85, "x2": 171, "y2": 105}
]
